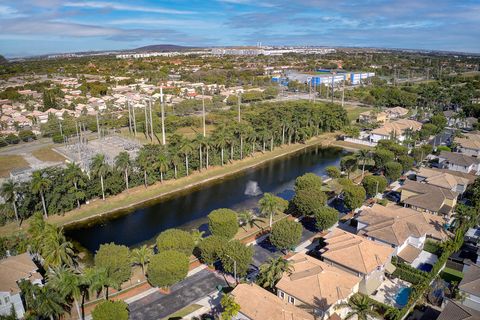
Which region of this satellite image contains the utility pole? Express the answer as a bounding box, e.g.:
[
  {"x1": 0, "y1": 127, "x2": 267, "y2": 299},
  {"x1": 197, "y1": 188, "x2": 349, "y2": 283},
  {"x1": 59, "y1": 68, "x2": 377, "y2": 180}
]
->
[
  {"x1": 331, "y1": 74, "x2": 334, "y2": 104},
  {"x1": 96, "y1": 112, "x2": 101, "y2": 139},
  {"x1": 341, "y1": 80, "x2": 345, "y2": 108},
  {"x1": 144, "y1": 101, "x2": 149, "y2": 139},
  {"x1": 160, "y1": 86, "x2": 166, "y2": 145},
  {"x1": 313, "y1": 80, "x2": 316, "y2": 103},
  {"x1": 127, "y1": 100, "x2": 132, "y2": 134},
  {"x1": 237, "y1": 92, "x2": 241, "y2": 123},
  {"x1": 149, "y1": 98, "x2": 154, "y2": 140},
  {"x1": 132, "y1": 103, "x2": 137, "y2": 136},
  {"x1": 202, "y1": 86, "x2": 206, "y2": 137}
]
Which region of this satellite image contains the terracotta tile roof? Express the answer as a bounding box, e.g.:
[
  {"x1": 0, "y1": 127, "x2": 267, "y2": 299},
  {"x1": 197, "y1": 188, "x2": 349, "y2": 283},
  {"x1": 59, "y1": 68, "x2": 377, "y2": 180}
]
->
[
  {"x1": 371, "y1": 119, "x2": 422, "y2": 137},
  {"x1": 401, "y1": 180, "x2": 458, "y2": 213},
  {"x1": 437, "y1": 300, "x2": 480, "y2": 320},
  {"x1": 0, "y1": 253, "x2": 38, "y2": 294},
  {"x1": 276, "y1": 253, "x2": 361, "y2": 311},
  {"x1": 459, "y1": 264, "x2": 480, "y2": 297},
  {"x1": 436, "y1": 168, "x2": 478, "y2": 184},
  {"x1": 385, "y1": 107, "x2": 409, "y2": 117},
  {"x1": 357, "y1": 204, "x2": 450, "y2": 246},
  {"x1": 320, "y1": 228, "x2": 394, "y2": 275},
  {"x1": 397, "y1": 244, "x2": 422, "y2": 264},
  {"x1": 456, "y1": 134, "x2": 480, "y2": 151},
  {"x1": 231, "y1": 283, "x2": 315, "y2": 320},
  {"x1": 416, "y1": 167, "x2": 470, "y2": 190}
]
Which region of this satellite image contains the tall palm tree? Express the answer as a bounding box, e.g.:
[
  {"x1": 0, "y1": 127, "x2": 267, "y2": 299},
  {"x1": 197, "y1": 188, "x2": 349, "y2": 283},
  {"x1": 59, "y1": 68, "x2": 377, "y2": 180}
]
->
[
  {"x1": 259, "y1": 193, "x2": 283, "y2": 229},
  {"x1": 257, "y1": 257, "x2": 293, "y2": 290},
  {"x1": 237, "y1": 210, "x2": 260, "y2": 229},
  {"x1": 48, "y1": 266, "x2": 82, "y2": 319},
  {"x1": 115, "y1": 151, "x2": 131, "y2": 191},
  {"x1": 213, "y1": 128, "x2": 228, "y2": 166},
  {"x1": 336, "y1": 294, "x2": 380, "y2": 320},
  {"x1": 19, "y1": 280, "x2": 68, "y2": 319},
  {"x1": 179, "y1": 138, "x2": 194, "y2": 176},
  {"x1": 356, "y1": 149, "x2": 370, "y2": 180},
  {"x1": 195, "y1": 134, "x2": 208, "y2": 170},
  {"x1": 246, "y1": 127, "x2": 257, "y2": 157},
  {"x1": 64, "y1": 162, "x2": 85, "y2": 208},
  {"x1": 0, "y1": 179, "x2": 19, "y2": 222},
  {"x1": 82, "y1": 267, "x2": 107, "y2": 301},
  {"x1": 41, "y1": 224, "x2": 76, "y2": 269},
  {"x1": 137, "y1": 146, "x2": 154, "y2": 187},
  {"x1": 131, "y1": 245, "x2": 153, "y2": 276},
  {"x1": 157, "y1": 152, "x2": 169, "y2": 183},
  {"x1": 31, "y1": 170, "x2": 51, "y2": 219},
  {"x1": 90, "y1": 154, "x2": 109, "y2": 200},
  {"x1": 191, "y1": 229, "x2": 205, "y2": 246}
]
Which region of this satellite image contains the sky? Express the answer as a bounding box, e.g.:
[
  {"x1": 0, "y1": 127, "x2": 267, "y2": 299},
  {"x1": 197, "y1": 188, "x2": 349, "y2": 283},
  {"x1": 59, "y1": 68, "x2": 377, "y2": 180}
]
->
[{"x1": 0, "y1": 0, "x2": 479, "y2": 57}]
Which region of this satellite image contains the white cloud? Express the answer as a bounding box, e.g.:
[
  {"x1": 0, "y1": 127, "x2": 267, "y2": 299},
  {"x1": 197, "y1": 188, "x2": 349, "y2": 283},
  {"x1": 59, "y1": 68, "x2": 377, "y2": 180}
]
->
[{"x1": 63, "y1": 1, "x2": 195, "y2": 15}]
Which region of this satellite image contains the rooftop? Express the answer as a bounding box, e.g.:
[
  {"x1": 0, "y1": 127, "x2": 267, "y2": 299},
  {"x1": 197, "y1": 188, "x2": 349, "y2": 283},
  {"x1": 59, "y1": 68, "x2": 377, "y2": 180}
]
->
[
  {"x1": 437, "y1": 299, "x2": 480, "y2": 320},
  {"x1": 401, "y1": 180, "x2": 458, "y2": 213},
  {"x1": 459, "y1": 264, "x2": 480, "y2": 297},
  {"x1": 416, "y1": 167, "x2": 470, "y2": 190},
  {"x1": 0, "y1": 253, "x2": 39, "y2": 294},
  {"x1": 439, "y1": 151, "x2": 480, "y2": 167}
]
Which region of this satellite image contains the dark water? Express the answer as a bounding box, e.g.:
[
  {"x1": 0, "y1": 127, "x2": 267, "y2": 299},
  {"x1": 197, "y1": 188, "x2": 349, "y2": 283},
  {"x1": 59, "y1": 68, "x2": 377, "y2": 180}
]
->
[{"x1": 66, "y1": 146, "x2": 345, "y2": 252}]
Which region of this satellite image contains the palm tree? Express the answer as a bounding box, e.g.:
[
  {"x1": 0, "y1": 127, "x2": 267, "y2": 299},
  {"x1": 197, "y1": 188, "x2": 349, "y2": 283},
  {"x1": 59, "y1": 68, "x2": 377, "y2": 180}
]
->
[
  {"x1": 41, "y1": 224, "x2": 76, "y2": 269},
  {"x1": 259, "y1": 193, "x2": 283, "y2": 229},
  {"x1": 19, "y1": 280, "x2": 68, "y2": 319},
  {"x1": 115, "y1": 151, "x2": 131, "y2": 191},
  {"x1": 179, "y1": 138, "x2": 193, "y2": 176},
  {"x1": 191, "y1": 229, "x2": 205, "y2": 246},
  {"x1": 82, "y1": 267, "x2": 107, "y2": 300},
  {"x1": 131, "y1": 245, "x2": 153, "y2": 276},
  {"x1": 48, "y1": 266, "x2": 82, "y2": 319},
  {"x1": 31, "y1": 170, "x2": 51, "y2": 219},
  {"x1": 257, "y1": 257, "x2": 293, "y2": 290},
  {"x1": 336, "y1": 294, "x2": 380, "y2": 320},
  {"x1": 195, "y1": 134, "x2": 208, "y2": 170},
  {"x1": 246, "y1": 127, "x2": 257, "y2": 156},
  {"x1": 137, "y1": 145, "x2": 155, "y2": 187},
  {"x1": 213, "y1": 128, "x2": 228, "y2": 165},
  {"x1": 157, "y1": 152, "x2": 169, "y2": 183},
  {"x1": 237, "y1": 210, "x2": 260, "y2": 230},
  {"x1": 356, "y1": 149, "x2": 370, "y2": 180},
  {"x1": 64, "y1": 162, "x2": 85, "y2": 208},
  {"x1": 90, "y1": 154, "x2": 109, "y2": 200},
  {"x1": 0, "y1": 179, "x2": 19, "y2": 222}
]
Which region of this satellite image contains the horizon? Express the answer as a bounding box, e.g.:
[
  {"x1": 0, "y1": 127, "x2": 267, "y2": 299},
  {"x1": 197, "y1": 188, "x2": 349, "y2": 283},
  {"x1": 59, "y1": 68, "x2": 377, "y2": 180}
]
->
[{"x1": 1, "y1": 0, "x2": 480, "y2": 58}]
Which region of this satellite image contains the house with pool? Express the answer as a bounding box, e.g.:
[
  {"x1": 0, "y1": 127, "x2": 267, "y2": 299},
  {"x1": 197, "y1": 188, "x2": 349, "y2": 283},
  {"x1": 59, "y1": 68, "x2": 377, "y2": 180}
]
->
[
  {"x1": 355, "y1": 204, "x2": 450, "y2": 271},
  {"x1": 275, "y1": 253, "x2": 361, "y2": 320},
  {"x1": 318, "y1": 228, "x2": 395, "y2": 295}
]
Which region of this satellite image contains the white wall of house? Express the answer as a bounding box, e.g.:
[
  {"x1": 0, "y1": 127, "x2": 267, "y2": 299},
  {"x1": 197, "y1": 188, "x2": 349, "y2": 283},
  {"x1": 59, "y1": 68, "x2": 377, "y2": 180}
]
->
[
  {"x1": 0, "y1": 291, "x2": 25, "y2": 318},
  {"x1": 459, "y1": 147, "x2": 480, "y2": 158}
]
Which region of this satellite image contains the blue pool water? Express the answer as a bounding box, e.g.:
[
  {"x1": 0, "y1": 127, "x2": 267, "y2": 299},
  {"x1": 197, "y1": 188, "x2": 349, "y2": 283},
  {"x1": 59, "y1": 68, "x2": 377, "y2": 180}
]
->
[
  {"x1": 417, "y1": 263, "x2": 433, "y2": 272},
  {"x1": 395, "y1": 287, "x2": 412, "y2": 307}
]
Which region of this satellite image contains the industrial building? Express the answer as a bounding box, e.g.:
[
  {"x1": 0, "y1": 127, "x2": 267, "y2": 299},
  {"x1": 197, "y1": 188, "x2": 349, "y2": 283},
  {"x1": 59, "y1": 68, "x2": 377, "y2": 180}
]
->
[{"x1": 284, "y1": 70, "x2": 375, "y2": 86}]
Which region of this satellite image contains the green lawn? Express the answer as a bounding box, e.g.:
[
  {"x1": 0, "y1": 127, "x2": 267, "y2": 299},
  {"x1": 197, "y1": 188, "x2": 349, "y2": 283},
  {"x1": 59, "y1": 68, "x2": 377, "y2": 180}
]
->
[
  {"x1": 161, "y1": 304, "x2": 202, "y2": 320},
  {"x1": 440, "y1": 267, "x2": 464, "y2": 283}
]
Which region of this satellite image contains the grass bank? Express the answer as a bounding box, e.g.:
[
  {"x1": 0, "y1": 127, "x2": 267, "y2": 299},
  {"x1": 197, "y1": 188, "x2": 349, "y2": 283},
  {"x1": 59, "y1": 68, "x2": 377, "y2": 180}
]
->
[{"x1": 0, "y1": 132, "x2": 339, "y2": 236}]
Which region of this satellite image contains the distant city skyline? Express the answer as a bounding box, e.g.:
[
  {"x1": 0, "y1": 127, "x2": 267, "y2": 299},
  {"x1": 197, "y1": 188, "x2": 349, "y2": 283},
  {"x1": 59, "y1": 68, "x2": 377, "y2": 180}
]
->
[{"x1": 1, "y1": 0, "x2": 479, "y2": 57}]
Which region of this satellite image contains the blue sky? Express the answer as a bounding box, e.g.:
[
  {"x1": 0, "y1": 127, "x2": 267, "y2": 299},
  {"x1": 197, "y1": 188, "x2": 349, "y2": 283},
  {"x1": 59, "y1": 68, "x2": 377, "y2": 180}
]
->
[{"x1": 0, "y1": 0, "x2": 479, "y2": 57}]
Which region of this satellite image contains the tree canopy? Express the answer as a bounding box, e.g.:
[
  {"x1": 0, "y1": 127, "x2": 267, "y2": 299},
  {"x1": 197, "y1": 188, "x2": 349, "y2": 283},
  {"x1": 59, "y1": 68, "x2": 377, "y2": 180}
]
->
[
  {"x1": 269, "y1": 219, "x2": 303, "y2": 251},
  {"x1": 314, "y1": 206, "x2": 339, "y2": 231},
  {"x1": 156, "y1": 229, "x2": 195, "y2": 256},
  {"x1": 92, "y1": 301, "x2": 129, "y2": 320},
  {"x1": 94, "y1": 243, "x2": 131, "y2": 288},
  {"x1": 147, "y1": 250, "x2": 189, "y2": 288},
  {"x1": 208, "y1": 208, "x2": 239, "y2": 239}
]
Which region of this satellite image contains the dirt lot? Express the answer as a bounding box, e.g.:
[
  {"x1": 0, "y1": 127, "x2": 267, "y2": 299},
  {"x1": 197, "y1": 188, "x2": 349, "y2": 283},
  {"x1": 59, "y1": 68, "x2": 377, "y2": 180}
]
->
[{"x1": 0, "y1": 155, "x2": 30, "y2": 178}]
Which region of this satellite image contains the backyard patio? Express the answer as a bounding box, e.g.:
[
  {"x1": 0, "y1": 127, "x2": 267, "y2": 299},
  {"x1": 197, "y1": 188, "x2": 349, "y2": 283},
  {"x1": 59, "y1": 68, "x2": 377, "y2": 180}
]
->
[{"x1": 371, "y1": 277, "x2": 412, "y2": 308}]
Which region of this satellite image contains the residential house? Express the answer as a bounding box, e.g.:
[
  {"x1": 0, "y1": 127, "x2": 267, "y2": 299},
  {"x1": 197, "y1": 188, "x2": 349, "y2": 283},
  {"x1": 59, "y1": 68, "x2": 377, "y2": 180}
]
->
[
  {"x1": 0, "y1": 253, "x2": 42, "y2": 318},
  {"x1": 384, "y1": 107, "x2": 409, "y2": 119},
  {"x1": 447, "y1": 243, "x2": 479, "y2": 272},
  {"x1": 459, "y1": 264, "x2": 480, "y2": 311},
  {"x1": 416, "y1": 167, "x2": 471, "y2": 194},
  {"x1": 438, "y1": 151, "x2": 480, "y2": 175},
  {"x1": 369, "y1": 119, "x2": 422, "y2": 143},
  {"x1": 437, "y1": 300, "x2": 480, "y2": 320},
  {"x1": 455, "y1": 133, "x2": 480, "y2": 157},
  {"x1": 231, "y1": 283, "x2": 314, "y2": 320},
  {"x1": 358, "y1": 111, "x2": 387, "y2": 124},
  {"x1": 275, "y1": 253, "x2": 361, "y2": 320},
  {"x1": 318, "y1": 228, "x2": 395, "y2": 295},
  {"x1": 400, "y1": 179, "x2": 458, "y2": 216},
  {"x1": 356, "y1": 204, "x2": 449, "y2": 265}
]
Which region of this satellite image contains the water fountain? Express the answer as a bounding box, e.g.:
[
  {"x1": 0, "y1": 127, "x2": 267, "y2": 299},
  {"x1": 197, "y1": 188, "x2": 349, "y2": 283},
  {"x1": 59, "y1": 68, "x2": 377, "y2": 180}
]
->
[{"x1": 244, "y1": 180, "x2": 262, "y2": 196}]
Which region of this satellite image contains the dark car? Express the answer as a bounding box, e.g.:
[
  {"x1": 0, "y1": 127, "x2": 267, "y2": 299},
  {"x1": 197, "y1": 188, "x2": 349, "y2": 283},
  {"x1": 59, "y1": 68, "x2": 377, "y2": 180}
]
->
[{"x1": 385, "y1": 191, "x2": 401, "y2": 203}]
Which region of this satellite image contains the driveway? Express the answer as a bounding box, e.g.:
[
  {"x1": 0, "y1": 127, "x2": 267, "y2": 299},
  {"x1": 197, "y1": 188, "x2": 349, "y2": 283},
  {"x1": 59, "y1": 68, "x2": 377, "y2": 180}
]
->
[{"x1": 129, "y1": 269, "x2": 227, "y2": 320}]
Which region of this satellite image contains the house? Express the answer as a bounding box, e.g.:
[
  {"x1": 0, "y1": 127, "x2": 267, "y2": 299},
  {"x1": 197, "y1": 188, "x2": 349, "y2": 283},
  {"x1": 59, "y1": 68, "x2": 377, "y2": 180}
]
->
[
  {"x1": 415, "y1": 167, "x2": 471, "y2": 194},
  {"x1": 438, "y1": 151, "x2": 480, "y2": 175},
  {"x1": 437, "y1": 299, "x2": 480, "y2": 320},
  {"x1": 356, "y1": 204, "x2": 449, "y2": 264},
  {"x1": 369, "y1": 119, "x2": 422, "y2": 143},
  {"x1": 447, "y1": 243, "x2": 479, "y2": 272},
  {"x1": 275, "y1": 253, "x2": 361, "y2": 320},
  {"x1": 400, "y1": 179, "x2": 458, "y2": 216},
  {"x1": 455, "y1": 133, "x2": 480, "y2": 157},
  {"x1": 458, "y1": 264, "x2": 480, "y2": 311},
  {"x1": 318, "y1": 228, "x2": 395, "y2": 295},
  {"x1": 231, "y1": 283, "x2": 314, "y2": 320},
  {"x1": 358, "y1": 111, "x2": 387, "y2": 124},
  {"x1": 0, "y1": 253, "x2": 42, "y2": 318},
  {"x1": 384, "y1": 107, "x2": 409, "y2": 119}
]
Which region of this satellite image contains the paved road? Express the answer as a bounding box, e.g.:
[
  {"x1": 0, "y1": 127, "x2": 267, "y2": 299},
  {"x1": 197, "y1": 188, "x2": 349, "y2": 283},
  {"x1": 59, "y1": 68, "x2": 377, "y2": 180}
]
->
[{"x1": 129, "y1": 269, "x2": 226, "y2": 320}]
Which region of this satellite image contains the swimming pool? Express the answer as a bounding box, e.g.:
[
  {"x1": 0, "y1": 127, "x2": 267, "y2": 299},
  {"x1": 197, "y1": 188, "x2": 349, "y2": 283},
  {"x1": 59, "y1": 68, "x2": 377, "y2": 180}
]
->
[{"x1": 395, "y1": 287, "x2": 412, "y2": 307}]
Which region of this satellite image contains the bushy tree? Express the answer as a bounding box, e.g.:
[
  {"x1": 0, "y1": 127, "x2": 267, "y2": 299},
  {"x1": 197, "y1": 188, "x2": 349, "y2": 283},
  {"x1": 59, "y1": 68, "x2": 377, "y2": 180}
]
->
[
  {"x1": 208, "y1": 208, "x2": 239, "y2": 239},
  {"x1": 221, "y1": 294, "x2": 240, "y2": 320},
  {"x1": 431, "y1": 114, "x2": 447, "y2": 133},
  {"x1": 398, "y1": 155, "x2": 414, "y2": 172},
  {"x1": 314, "y1": 206, "x2": 339, "y2": 230},
  {"x1": 373, "y1": 149, "x2": 394, "y2": 170},
  {"x1": 269, "y1": 219, "x2": 302, "y2": 251},
  {"x1": 343, "y1": 185, "x2": 366, "y2": 211},
  {"x1": 292, "y1": 188, "x2": 327, "y2": 216},
  {"x1": 294, "y1": 173, "x2": 323, "y2": 192},
  {"x1": 325, "y1": 166, "x2": 341, "y2": 179},
  {"x1": 5, "y1": 134, "x2": 19, "y2": 144},
  {"x1": 94, "y1": 243, "x2": 131, "y2": 288},
  {"x1": 385, "y1": 161, "x2": 403, "y2": 181},
  {"x1": 218, "y1": 240, "x2": 253, "y2": 277},
  {"x1": 340, "y1": 155, "x2": 358, "y2": 178},
  {"x1": 18, "y1": 130, "x2": 35, "y2": 142},
  {"x1": 156, "y1": 228, "x2": 195, "y2": 256},
  {"x1": 92, "y1": 300, "x2": 129, "y2": 320},
  {"x1": 147, "y1": 250, "x2": 189, "y2": 288},
  {"x1": 362, "y1": 175, "x2": 388, "y2": 198},
  {"x1": 198, "y1": 235, "x2": 224, "y2": 265}
]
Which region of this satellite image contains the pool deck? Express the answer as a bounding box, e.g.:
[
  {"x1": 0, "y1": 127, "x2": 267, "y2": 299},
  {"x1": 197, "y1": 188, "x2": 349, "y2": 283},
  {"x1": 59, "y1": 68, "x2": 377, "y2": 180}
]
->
[{"x1": 371, "y1": 277, "x2": 411, "y2": 308}]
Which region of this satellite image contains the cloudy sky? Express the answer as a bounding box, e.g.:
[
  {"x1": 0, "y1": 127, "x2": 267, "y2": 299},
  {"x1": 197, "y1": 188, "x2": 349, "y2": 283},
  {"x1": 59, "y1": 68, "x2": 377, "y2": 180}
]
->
[{"x1": 1, "y1": 0, "x2": 479, "y2": 57}]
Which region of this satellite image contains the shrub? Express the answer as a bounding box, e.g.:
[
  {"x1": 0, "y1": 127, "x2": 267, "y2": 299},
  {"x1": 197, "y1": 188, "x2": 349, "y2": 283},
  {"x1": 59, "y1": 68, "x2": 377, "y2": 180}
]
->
[
  {"x1": 292, "y1": 188, "x2": 327, "y2": 216},
  {"x1": 5, "y1": 134, "x2": 19, "y2": 144},
  {"x1": 362, "y1": 175, "x2": 387, "y2": 198},
  {"x1": 0, "y1": 137, "x2": 7, "y2": 148},
  {"x1": 92, "y1": 300, "x2": 128, "y2": 320},
  {"x1": 343, "y1": 185, "x2": 366, "y2": 210},
  {"x1": 208, "y1": 208, "x2": 239, "y2": 239},
  {"x1": 156, "y1": 228, "x2": 195, "y2": 256},
  {"x1": 52, "y1": 133, "x2": 63, "y2": 143},
  {"x1": 294, "y1": 173, "x2": 322, "y2": 192},
  {"x1": 270, "y1": 219, "x2": 303, "y2": 251},
  {"x1": 325, "y1": 166, "x2": 341, "y2": 179},
  {"x1": 94, "y1": 243, "x2": 131, "y2": 288},
  {"x1": 314, "y1": 206, "x2": 339, "y2": 230},
  {"x1": 147, "y1": 250, "x2": 189, "y2": 288},
  {"x1": 18, "y1": 130, "x2": 35, "y2": 142},
  {"x1": 218, "y1": 240, "x2": 253, "y2": 277},
  {"x1": 198, "y1": 235, "x2": 224, "y2": 265}
]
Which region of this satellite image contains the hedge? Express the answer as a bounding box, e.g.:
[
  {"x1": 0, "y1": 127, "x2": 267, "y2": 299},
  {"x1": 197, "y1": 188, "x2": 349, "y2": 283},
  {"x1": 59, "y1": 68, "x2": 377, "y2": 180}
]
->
[{"x1": 440, "y1": 267, "x2": 464, "y2": 283}]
